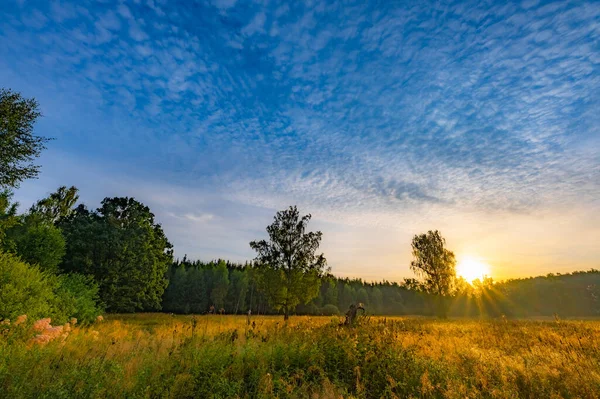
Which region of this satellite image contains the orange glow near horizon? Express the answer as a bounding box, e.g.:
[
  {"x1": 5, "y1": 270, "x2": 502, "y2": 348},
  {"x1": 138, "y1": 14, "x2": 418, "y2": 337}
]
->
[{"x1": 456, "y1": 256, "x2": 491, "y2": 283}]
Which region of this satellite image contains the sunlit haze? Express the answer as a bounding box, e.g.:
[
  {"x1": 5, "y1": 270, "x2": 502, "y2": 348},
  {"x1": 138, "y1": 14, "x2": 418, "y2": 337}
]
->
[
  {"x1": 456, "y1": 257, "x2": 491, "y2": 284},
  {"x1": 1, "y1": 0, "x2": 598, "y2": 282}
]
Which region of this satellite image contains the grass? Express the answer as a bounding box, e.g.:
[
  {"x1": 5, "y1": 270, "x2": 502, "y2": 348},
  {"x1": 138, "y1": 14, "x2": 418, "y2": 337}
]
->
[{"x1": 1, "y1": 314, "x2": 600, "y2": 398}]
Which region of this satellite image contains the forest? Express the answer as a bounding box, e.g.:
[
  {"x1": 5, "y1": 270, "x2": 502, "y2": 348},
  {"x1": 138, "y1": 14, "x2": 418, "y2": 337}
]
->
[
  {"x1": 3, "y1": 180, "x2": 600, "y2": 322},
  {"x1": 2, "y1": 87, "x2": 600, "y2": 325},
  {"x1": 164, "y1": 259, "x2": 600, "y2": 318}
]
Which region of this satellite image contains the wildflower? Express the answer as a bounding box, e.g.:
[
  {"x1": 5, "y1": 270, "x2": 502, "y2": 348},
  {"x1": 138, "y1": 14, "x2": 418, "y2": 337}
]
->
[
  {"x1": 15, "y1": 314, "x2": 27, "y2": 326},
  {"x1": 33, "y1": 318, "x2": 51, "y2": 332},
  {"x1": 96, "y1": 315, "x2": 104, "y2": 322},
  {"x1": 44, "y1": 326, "x2": 64, "y2": 338},
  {"x1": 30, "y1": 334, "x2": 52, "y2": 345}
]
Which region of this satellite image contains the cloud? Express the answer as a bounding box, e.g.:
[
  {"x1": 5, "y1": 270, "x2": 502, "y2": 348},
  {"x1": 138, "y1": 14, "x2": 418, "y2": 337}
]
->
[
  {"x1": 212, "y1": 0, "x2": 237, "y2": 11},
  {"x1": 241, "y1": 12, "x2": 266, "y2": 36},
  {"x1": 183, "y1": 213, "x2": 215, "y2": 224},
  {"x1": 1, "y1": 0, "x2": 599, "y2": 279}
]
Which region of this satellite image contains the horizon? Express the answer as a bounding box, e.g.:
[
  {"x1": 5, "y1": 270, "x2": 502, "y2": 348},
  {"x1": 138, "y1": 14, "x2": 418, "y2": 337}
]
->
[
  {"x1": 170, "y1": 253, "x2": 600, "y2": 286},
  {"x1": 2, "y1": 0, "x2": 599, "y2": 283}
]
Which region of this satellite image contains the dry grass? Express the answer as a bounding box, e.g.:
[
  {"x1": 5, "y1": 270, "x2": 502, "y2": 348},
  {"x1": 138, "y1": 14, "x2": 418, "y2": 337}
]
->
[{"x1": 1, "y1": 314, "x2": 600, "y2": 398}]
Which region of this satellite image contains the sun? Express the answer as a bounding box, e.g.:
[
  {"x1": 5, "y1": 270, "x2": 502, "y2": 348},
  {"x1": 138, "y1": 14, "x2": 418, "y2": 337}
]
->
[{"x1": 456, "y1": 257, "x2": 490, "y2": 283}]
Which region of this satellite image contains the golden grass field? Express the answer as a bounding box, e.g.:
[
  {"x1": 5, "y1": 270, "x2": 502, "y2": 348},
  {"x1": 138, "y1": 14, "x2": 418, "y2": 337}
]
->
[{"x1": 2, "y1": 314, "x2": 600, "y2": 398}]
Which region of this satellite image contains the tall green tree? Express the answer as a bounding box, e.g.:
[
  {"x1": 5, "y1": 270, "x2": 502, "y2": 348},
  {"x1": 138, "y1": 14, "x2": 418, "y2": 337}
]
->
[
  {"x1": 59, "y1": 197, "x2": 173, "y2": 312},
  {"x1": 0, "y1": 190, "x2": 18, "y2": 250},
  {"x1": 229, "y1": 269, "x2": 249, "y2": 314},
  {"x1": 10, "y1": 223, "x2": 66, "y2": 273},
  {"x1": 410, "y1": 230, "x2": 456, "y2": 317},
  {"x1": 250, "y1": 206, "x2": 327, "y2": 320},
  {"x1": 370, "y1": 287, "x2": 383, "y2": 314},
  {"x1": 4, "y1": 186, "x2": 75, "y2": 272},
  {"x1": 210, "y1": 260, "x2": 230, "y2": 310},
  {"x1": 163, "y1": 264, "x2": 193, "y2": 313},
  {"x1": 29, "y1": 185, "x2": 79, "y2": 224},
  {"x1": 323, "y1": 277, "x2": 338, "y2": 307},
  {"x1": 339, "y1": 283, "x2": 356, "y2": 311},
  {"x1": 357, "y1": 288, "x2": 369, "y2": 307},
  {"x1": 0, "y1": 88, "x2": 49, "y2": 188},
  {"x1": 186, "y1": 267, "x2": 208, "y2": 313}
]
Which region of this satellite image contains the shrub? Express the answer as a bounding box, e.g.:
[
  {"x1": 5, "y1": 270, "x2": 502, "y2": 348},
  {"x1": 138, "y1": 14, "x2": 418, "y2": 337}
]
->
[
  {"x1": 321, "y1": 304, "x2": 340, "y2": 315},
  {"x1": 0, "y1": 251, "x2": 102, "y2": 324},
  {"x1": 0, "y1": 251, "x2": 61, "y2": 322},
  {"x1": 55, "y1": 273, "x2": 104, "y2": 325}
]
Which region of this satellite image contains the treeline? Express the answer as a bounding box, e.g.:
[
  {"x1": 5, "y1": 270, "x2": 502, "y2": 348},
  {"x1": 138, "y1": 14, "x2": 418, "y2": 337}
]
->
[
  {"x1": 2, "y1": 183, "x2": 599, "y2": 320},
  {"x1": 2, "y1": 87, "x2": 600, "y2": 323},
  {"x1": 163, "y1": 258, "x2": 600, "y2": 318},
  {"x1": 457, "y1": 271, "x2": 600, "y2": 318},
  {"x1": 162, "y1": 258, "x2": 429, "y2": 316}
]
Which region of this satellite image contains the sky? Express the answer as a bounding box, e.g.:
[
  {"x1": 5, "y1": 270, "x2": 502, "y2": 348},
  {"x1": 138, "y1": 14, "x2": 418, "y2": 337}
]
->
[{"x1": 1, "y1": 0, "x2": 599, "y2": 282}]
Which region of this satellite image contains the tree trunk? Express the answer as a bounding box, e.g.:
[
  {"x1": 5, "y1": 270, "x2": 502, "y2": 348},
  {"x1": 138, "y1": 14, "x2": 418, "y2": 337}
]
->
[
  {"x1": 283, "y1": 307, "x2": 289, "y2": 321},
  {"x1": 436, "y1": 295, "x2": 448, "y2": 318}
]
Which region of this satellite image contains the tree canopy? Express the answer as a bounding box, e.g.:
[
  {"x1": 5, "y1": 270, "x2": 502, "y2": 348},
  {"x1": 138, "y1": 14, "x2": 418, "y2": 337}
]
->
[
  {"x1": 250, "y1": 206, "x2": 327, "y2": 320},
  {"x1": 29, "y1": 185, "x2": 79, "y2": 224},
  {"x1": 3, "y1": 186, "x2": 76, "y2": 272},
  {"x1": 410, "y1": 230, "x2": 456, "y2": 317},
  {"x1": 0, "y1": 88, "x2": 49, "y2": 188},
  {"x1": 59, "y1": 197, "x2": 173, "y2": 312},
  {"x1": 0, "y1": 190, "x2": 18, "y2": 250},
  {"x1": 10, "y1": 222, "x2": 66, "y2": 273}
]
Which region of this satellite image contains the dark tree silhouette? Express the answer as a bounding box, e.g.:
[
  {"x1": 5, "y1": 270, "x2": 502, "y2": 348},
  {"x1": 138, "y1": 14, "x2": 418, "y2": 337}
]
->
[{"x1": 410, "y1": 230, "x2": 456, "y2": 317}]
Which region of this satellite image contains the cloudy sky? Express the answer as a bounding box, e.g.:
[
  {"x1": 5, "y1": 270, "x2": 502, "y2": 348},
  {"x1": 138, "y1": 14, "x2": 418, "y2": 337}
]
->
[{"x1": 1, "y1": 0, "x2": 598, "y2": 281}]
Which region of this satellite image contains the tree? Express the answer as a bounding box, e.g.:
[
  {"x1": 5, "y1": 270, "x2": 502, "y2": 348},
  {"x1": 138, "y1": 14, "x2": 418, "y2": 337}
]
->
[
  {"x1": 401, "y1": 278, "x2": 426, "y2": 292},
  {"x1": 339, "y1": 283, "x2": 356, "y2": 311},
  {"x1": 410, "y1": 230, "x2": 456, "y2": 317},
  {"x1": 250, "y1": 206, "x2": 327, "y2": 320},
  {"x1": 370, "y1": 287, "x2": 383, "y2": 314},
  {"x1": 59, "y1": 197, "x2": 173, "y2": 312},
  {"x1": 10, "y1": 223, "x2": 66, "y2": 273},
  {"x1": 162, "y1": 263, "x2": 189, "y2": 313},
  {"x1": 29, "y1": 186, "x2": 79, "y2": 224},
  {"x1": 210, "y1": 260, "x2": 230, "y2": 310},
  {"x1": 357, "y1": 287, "x2": 369, "y2": 307},
  {"x1": 55, "y1": 273, "x2": 104, "y2": 325},
  {"x1": 0, "y1": 190, "x2": 18, "y2": 250},
  {"x1": 0, "y1": 88, "x2": 49, "y2": 188},
  {"x1": 229, "y1": 269, "x2": 249, "y2": 314},
  {"x1": 323, "y1": 278, "x2": 338, "y2": 307},
  {"x1": 186, "y1": 267, "x2": 208, "y2": 313},
  {"x1": 1, "y1": 186, "x2": 75, "y2": 272}
]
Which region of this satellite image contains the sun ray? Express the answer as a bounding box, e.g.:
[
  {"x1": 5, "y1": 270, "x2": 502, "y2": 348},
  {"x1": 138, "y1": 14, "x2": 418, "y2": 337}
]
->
[{"x1": 456, "y1": 257, "x2": 491, "y2": 283}]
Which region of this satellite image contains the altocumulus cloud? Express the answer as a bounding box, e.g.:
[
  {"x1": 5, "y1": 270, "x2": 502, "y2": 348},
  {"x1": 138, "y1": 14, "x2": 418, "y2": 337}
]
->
[{"x1": 1, "y1": 0, "x2": 598, "y2": 279}]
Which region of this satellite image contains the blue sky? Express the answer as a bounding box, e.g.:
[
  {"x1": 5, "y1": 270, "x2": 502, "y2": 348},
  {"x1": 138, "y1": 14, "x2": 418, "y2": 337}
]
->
[{"x1": 1, "y1": 0, "x2": 599, "y2": 281}]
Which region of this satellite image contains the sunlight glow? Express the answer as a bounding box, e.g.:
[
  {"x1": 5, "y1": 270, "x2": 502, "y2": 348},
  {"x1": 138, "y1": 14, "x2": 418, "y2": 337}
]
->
[{"x1": 456, "y1": 257, "x2": 491, "y2": 283}]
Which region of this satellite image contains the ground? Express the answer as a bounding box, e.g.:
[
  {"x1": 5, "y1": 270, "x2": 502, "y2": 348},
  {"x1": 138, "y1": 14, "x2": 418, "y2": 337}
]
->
[{"x1": 1, "y1": 314, "x2": 600, "y2": 398}]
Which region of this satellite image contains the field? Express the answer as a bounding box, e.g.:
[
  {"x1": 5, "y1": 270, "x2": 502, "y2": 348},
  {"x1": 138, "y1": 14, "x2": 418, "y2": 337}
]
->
[{"x1": 2, "y1": 314, "x2": 600, "y2": 398}]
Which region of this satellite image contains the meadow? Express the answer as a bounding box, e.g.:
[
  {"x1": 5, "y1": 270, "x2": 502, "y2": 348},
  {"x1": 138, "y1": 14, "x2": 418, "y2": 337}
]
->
[{"x1": 2, "y1": 314, "x2": 600, "y2": 398}]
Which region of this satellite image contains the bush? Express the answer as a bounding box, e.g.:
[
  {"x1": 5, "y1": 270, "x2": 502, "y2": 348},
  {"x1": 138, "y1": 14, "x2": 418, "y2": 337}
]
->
[
  {"x1": 0, "y1": 251, "x2": 62, "y2": 322},
  {"x1": 321, "y1": 304, "x2": 340, "y2": 316},
  {"x1": 55, "y1": 273, "x2": 104, "y2": 325},
  {"x1": 0, "y1": 251, "x2": 102, "y2": 324}
]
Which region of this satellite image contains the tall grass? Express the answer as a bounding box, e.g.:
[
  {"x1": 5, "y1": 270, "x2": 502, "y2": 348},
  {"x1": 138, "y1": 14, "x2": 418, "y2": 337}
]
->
[{"x1": 1, "y1": 314, "x2": 600, "y2": 398}]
